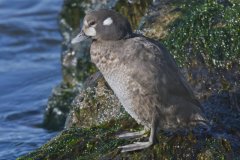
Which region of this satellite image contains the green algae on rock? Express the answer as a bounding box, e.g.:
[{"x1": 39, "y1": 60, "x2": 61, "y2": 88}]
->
[
  {"x1": 140, "y1": 0, "x2": 240, "y2": 98},
  {"x1": 163, "y1": 0, "x2": 240, "y2": 69},
  {"x1": 18, "y1": 118, "x2": 238, "y2": 160},
  {"x1": 18, "y1": 118, "x2": 138, "y2": 160},
  {"x1": 162, "y1": 0, "x2": 240, "y2": 97}
]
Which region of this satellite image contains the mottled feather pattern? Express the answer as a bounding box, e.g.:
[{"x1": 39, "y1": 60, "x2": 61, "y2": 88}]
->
[{"x1": 91, "y1": 36, "x2": 206, "y2": 129}]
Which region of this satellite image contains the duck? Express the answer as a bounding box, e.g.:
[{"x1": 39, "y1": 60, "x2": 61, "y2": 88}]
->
[{"x1": 72, "y1": 9, "x2": 208, "y2": 152}]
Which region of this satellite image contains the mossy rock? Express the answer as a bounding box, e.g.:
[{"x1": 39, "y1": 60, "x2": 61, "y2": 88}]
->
[
  {"x1": 164, "y1": 0, "x2": 240, "y2": 96},
  {"x1": 140, "y1": 0, "x2": 240, "y2": 69},
  {"x1": 140, "y1": 0, "x2": 240, "y2": 97},
  {"x1": 163, "y1": 0, "x2": 240, "y2": 69},
  {"x1": 18, "y1": 118, "x2": 239, "y2": 160},
  {"x1": 65, "y1": 72, "x2": 127, "y2": 129}
]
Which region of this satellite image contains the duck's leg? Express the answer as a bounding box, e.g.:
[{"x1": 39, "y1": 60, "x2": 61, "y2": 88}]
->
[{"x1": 118, "y1": 114, "x2": 158, "y2": 152}]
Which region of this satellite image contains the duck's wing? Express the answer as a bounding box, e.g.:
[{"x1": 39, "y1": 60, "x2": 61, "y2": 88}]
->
[
  {"x1": 120, "y1": 36, "x2": 208, "y2": 128},
  {"x1": 122, "y1": 36, "x2": 199, "y2": 106}
]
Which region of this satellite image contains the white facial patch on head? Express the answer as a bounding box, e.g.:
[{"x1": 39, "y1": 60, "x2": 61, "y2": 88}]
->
[
  {"x1": 103, "y1": 17, "x2": 113, "y2": 26},
  {"x1": 84, "y1": 20, "x2": 88, "y2": 26},
  {"x1": 84, "y1": 27, "x2": 96, "y2": 36}
]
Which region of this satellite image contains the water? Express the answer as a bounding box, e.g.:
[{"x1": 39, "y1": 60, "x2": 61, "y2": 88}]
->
[{"x1": 0, "y1": 0, "x2": 63, "y2": 159}]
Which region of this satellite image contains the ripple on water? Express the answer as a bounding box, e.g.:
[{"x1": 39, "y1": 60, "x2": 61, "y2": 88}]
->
[{"x1": 0, "y1": 0, "x2": 63, "y2": 159}]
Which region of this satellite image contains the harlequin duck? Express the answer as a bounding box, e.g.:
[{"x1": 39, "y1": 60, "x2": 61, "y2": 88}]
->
[{"x1": 72, "y1": 9, "x2": 208, "y2": 152}]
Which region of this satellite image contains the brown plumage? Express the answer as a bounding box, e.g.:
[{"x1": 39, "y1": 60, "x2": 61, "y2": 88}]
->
[{"x1": 72, "y1": 9, "x2": 208, "y2": 152}]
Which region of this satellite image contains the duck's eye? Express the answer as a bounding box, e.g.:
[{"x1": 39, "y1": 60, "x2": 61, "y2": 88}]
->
[{"x1": 89, "y1": 21, "x2": 96, "y2": 26}]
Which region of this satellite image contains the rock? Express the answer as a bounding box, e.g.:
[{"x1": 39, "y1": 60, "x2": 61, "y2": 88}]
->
[
  {"x1": 65, "y1": 72, "x2": 127, "y2": 129},
  {"x1": 114, "y1": 0, "x2": 152, "y2": 29},
  {"x1": 43, "y1": 83, "x2": 79, "y2": 130},
  {"x1": 159, "y1": 1, "x2": 240, "y2": 98},
  {"x1": 140, "y1": 0, "x2": 182, "y2": 40},
  {"x1": 18, "y1": 119, "x2": 238, "y2": 160},
  {"x1": 203, "y1": 90, "x2": 240, "y2": 133}
]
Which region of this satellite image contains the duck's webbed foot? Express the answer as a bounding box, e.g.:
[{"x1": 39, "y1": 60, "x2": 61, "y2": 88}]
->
[
  {"x1": 118, "y1": 141, "x2": 153, "y2": 152},
  {"x1": 116, "y1": 130, "x2": 146, "y2": 139},
  {"x1": 118, "y1": 113, "x2": 159, "y2": 152}
]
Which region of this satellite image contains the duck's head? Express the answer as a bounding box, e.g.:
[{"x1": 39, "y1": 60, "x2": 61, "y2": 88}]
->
[{"x1": 71, "y1": 9, "x2": 132, "y2": 44}]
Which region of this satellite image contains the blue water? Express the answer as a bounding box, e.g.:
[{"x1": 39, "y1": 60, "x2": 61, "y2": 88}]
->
[{"x1": 0, "y1": 0, "x2": 63, "y2": 159}]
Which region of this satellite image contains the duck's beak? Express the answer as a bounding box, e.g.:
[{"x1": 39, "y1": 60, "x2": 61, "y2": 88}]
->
[{"x1": 71, "y1": 30, "x2": 89, "y2": 44}]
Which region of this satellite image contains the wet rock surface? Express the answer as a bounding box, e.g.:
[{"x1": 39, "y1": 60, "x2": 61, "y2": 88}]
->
[
  {"x1": 19, "y1": 0, "x2": 240, "y2": 159},
  {"x1": 43, "y1": 83, "x2": 79, "y2": 130}
]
